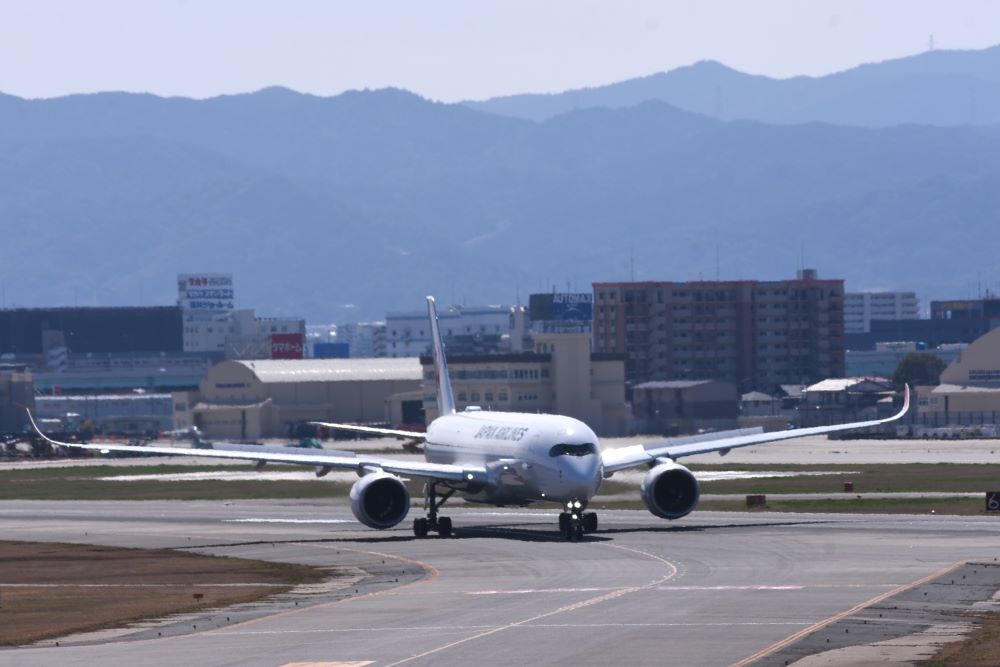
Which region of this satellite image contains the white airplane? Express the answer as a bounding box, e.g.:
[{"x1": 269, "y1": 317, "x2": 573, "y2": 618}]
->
[{"x1": 28, "y1": 296, "x2": 910, "y2": 541}]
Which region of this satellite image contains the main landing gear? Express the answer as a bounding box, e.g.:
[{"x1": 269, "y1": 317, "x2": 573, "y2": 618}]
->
[
  {"x1": 558, "y1": 501, "x2": 597, "y2": 542},
  {"x1": 413, "y1": 481, "x2": 454, "y2": 538}
]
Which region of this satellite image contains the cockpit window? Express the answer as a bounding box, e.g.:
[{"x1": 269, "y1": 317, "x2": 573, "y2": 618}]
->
[{"x1": 548, "y1": 443, "x2": 597, "y2": 457}]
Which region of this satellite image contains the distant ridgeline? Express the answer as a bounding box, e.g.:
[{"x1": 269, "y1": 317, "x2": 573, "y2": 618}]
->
[{"x1": 3, "y1": 45, "x2": 1000, "y2": 319}]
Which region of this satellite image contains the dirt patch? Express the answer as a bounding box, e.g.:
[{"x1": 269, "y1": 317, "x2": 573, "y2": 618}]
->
[{"x1": 0, "y1": 540, "x2": 325, "y2": 645}]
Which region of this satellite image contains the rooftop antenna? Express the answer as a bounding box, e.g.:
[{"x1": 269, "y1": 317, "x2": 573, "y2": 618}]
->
[
  {"x1": 715, "y1": 231, "x2": 720, "y2": 281},
  {"x1": 928, "y1": 34, "x2": 935, "y2": 51}
]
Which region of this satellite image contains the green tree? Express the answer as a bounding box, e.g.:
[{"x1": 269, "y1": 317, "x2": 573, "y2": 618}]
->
[{"x1": 892, "y1": 352, "x2": 946, "y2": 388}]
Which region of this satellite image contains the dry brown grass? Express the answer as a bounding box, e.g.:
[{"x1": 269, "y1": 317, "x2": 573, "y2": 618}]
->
[
  {"x1": 0, "y1": 541, "x2": 325, "y2": 645},
  {"x1": 924, "y1": 612, "x2": 1000, "y2": 666}
]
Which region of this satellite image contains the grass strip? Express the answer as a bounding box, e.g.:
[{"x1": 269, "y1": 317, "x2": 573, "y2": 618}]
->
[{"x1": 0, "y1": 540, "x2": 326, "y2": 646}]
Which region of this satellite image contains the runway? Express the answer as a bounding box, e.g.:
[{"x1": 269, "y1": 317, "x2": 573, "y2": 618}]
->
[{"x1": 1, "y1": 499, "x2": 999, "y2": 666}]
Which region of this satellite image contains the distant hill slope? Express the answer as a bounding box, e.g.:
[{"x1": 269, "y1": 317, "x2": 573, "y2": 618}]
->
[
  {"x1": 465, "y1": 45, "x2": 1000, "y2": 126},
  {"x1": 2, "y1": 88, "x2": 1000, "y2": 321}
]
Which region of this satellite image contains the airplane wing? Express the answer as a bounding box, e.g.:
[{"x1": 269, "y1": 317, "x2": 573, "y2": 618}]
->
[
  {"x1": 603, "y1": 385, "x2": 910, "y2": 475},
  {"x1": 27, "y1": 411, "x2": 481, "y2": 483},
  {"x1": 308, "y1": 421, "x2": 427, "y2": 440}
]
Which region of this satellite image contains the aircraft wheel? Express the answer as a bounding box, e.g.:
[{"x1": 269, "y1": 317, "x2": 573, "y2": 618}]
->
[
  {"x1": 583, "y1": 512, "x2": 598, "y2": 533},
  {"x1": 568, "y1": 522, "x2": 583, "y2": 542},
  {"x1": 413, "y1": 517, "x2": 429, "y2": 538},
  {"x1": 558, "y1": 512, "x2": 570, "y2": 535},
  {"x1": 437, "y1": 516, "x2": 453, "y2": 538}
]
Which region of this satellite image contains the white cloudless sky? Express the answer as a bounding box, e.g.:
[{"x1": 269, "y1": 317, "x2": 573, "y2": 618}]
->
[{"x1": 1, "y1": 0, "x2": 999, "y2": 101}]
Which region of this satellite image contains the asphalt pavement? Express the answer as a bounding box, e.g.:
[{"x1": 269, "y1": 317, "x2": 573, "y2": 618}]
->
[{"x1": 1, "y1": 498, "x2": 999, "y2": 666}]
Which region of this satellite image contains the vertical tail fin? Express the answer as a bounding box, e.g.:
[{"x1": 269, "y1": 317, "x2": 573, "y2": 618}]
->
[{"x1": 427, "y1": 296, "x2": 456, "y2": 416}]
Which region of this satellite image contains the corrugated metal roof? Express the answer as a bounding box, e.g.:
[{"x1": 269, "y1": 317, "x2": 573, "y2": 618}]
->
[
  {"x1": 805, "y1": 377, "x2": 890, "y2": 392},
  {"x1": 236, "y1": 358, "x2": 422, "y2": 383}
]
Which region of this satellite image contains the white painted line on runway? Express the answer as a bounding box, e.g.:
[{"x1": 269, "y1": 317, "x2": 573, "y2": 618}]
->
[
  {"x1": 466, "y1": 587, "x2": 610, "y2": 595},
  {"x1": 223, "y1": 518, "x2": 353, "y2": 524},
  {"x1": 280, "y1": 662, "x2": 373, "y2": 667}
]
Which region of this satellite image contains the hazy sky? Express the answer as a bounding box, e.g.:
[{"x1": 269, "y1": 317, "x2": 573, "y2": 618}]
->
[{"x1": 2, "y1": 1, "x2": 999, "y2": 101}]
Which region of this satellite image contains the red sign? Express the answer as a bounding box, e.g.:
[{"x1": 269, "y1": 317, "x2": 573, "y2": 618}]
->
[{"x1": 271, "y1": 333, "x2": 304, "y2": 359}]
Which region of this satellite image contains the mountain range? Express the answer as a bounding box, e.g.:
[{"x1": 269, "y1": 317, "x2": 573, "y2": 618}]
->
[
  {"x1": 2, "y1": 46, "x2": 1000, "y2": 322},
  {"x1": 466, "y1": 45, "x2": 1000, "y2": 125}
]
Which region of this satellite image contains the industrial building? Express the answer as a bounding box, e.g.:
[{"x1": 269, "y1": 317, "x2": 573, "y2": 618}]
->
[
  {"x1": 844, "y1": 291, "x2": 919, "y2": 334},
  {"x1": 631, "y1": 380, "x2": 739, "y2": 435},
  {"x1": 846, "y1": 341, "x2": 964, "y2": 377},
  {"x1": 593, "y1": 270, "x2": 845, "y2": 390},
  {"x1": 420, "y1": 332, "x2": 630, "y2": 436},
  {"x1": 0, "y1": 364, "x2": 35, "y2": 434},
  {"x1": 921, "y1": 328, "x2": 1000, "y2": 421},
  {"x1": 0, "y1": 306, "x2": 183, "y2": 355},
  {"x1": 175, "y1": 358, "x2": 423, "y2": 439}
]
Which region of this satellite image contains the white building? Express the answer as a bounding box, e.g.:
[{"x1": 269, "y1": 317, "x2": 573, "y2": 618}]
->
[
  {"x1": 385, "y1": 305, "x2": 522, "y2": 357},
  {"x1": 177, "y1": 273, "x2": 304, "y2": 359},
  {"x1": 336, "y1": 322, "x2": 387, "y2": 358},
  {"x1": 845, "y1": 291, "x2": 919, "y2": 334}
]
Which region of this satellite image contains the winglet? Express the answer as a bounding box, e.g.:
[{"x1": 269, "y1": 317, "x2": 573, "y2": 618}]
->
[
  {"x1": 427, "y1": 296, "x2": 456, "y2": 415},
  {"x1": 24, "y1": 408, "x2": 60, "y2": 447}
]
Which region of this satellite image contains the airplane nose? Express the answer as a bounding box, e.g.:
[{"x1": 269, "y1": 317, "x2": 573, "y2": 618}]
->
[{"x1": 558, "y1": 456, "x2": 601, "y2": 498}]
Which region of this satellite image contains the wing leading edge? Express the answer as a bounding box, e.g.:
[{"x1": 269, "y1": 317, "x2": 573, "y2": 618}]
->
[
  {"x1": 308, "y1": 421, "x2": 427, "y2": 440},
  {"x1": 26, "y1": 411, "x2": 482, "y2": 483},
  {"x1": 603, "y1": 385, "x2": 910, "y2": 474}
]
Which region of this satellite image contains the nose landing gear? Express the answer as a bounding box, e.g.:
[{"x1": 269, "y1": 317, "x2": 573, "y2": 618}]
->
[
  {"x1": 559, "y1": 501, "x2": 597, "y2": 541},
  {"x1": 413, "y1": 482, "x2": 454, "y2": 538}
]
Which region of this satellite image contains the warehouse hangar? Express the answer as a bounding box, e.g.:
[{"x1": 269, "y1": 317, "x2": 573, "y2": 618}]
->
[{"x1": 176, "y1": 358, "x2": 423, "y2": 439}]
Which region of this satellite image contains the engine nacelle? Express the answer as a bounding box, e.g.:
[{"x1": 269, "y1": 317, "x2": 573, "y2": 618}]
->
[
  {"x1": 349, "y1": 472, "x2": 410, "y2": 529},
  {"x1": 640, "y1": 460, "x2": 700, "y2": 520}
]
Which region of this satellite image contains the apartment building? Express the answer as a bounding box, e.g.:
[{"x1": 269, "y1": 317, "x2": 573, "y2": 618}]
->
[{"x1": 593, "y1": 270, "x2": 845, "y2": 390}]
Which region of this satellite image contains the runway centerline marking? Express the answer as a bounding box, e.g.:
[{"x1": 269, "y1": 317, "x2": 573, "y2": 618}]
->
[
  {"x1": 729, "y1": 560, "x2": 968, "y2": 667},
  {"x1": 382, "y1": 542, "x2": 680, "y2": 667}
]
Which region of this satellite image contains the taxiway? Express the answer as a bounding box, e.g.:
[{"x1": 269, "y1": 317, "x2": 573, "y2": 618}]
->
[{"x1": 1, "y1": 499, "x2": 998, "y2": 666}]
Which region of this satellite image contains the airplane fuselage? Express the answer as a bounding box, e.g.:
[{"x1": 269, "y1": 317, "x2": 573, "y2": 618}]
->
[{"x1": 424, "y1": 410, "x2": 603, "y2": 506}]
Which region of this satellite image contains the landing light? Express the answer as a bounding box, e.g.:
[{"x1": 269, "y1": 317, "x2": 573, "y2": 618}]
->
[
  {"x1": 571, "y1": 514, "x2": 579, "y2": 520},
  {"x1": 466, "y1": 473, "x2": 474, "y2": 480},
  {"x1": 573, "y1": 500, "x2": 582, "y2": 509}
]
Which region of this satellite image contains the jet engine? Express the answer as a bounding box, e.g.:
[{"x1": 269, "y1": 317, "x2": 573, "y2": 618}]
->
[
  {"x1": 640, "y1": 460, "x2": 700, "y2": 520},
  {"x1": 349, "y1": 472, "x2": 410, "y2": 529}
]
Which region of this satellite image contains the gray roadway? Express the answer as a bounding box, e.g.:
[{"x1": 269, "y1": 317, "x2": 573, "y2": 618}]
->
[{"x1": 2, "y1": 499, "x2": 1000, "y2": 666}]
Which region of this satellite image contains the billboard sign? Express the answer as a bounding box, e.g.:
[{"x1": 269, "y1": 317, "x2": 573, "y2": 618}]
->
[
  {"x1": 550, "y1": 293, "x2": 593, "y2": 322},
  {"x1": 271, "y1": 333, "x2": 304, "y2": 359},
  {"x1": 177, "y1": 274, "x2": 235, "y2": 312}
]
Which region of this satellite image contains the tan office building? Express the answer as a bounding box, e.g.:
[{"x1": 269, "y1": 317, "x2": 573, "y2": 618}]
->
[
  {"x1": 176, "y1": 358, "x2": 423, "y2": 439},
  {"x1": 420, "y1": 333, "x2": 630, "y2": 436}
]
